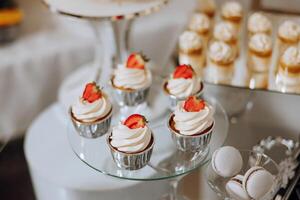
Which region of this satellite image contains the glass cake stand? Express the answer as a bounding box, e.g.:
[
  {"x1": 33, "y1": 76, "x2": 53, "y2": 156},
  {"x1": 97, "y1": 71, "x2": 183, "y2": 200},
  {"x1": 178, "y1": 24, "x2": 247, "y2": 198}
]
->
[{"x1": 67, "y1": 95, "x2": 229, "y2": 200}]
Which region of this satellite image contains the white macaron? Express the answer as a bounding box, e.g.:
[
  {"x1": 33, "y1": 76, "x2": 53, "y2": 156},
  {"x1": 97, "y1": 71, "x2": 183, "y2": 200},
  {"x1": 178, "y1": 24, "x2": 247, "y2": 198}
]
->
[
  {"x1": 243, "y1": 166, "x2": 274, "y2": 199},
  {"x1": 212, "y1": 146, "x2": 243, "y2": 177},
  {"x1": 226, "y1": 175, "x2": 250, "y2": 200}
]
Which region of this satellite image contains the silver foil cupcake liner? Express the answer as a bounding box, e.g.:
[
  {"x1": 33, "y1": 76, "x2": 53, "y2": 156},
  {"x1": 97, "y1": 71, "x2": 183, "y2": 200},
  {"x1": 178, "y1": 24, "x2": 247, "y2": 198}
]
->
[
  {"x1": 111, "y1": 82, "x2": 150, "y2": 107},
  {"x1": 163, "y1": 80, "x2": 204, "y2": 111},
  {"x1": 70, "y1": 108, "x2": 112, "y2": 139},
  {"x1": 168, "y1": 116, "x2": 214, "y2": 153},
  {"x1": 107, "y1": 134, "x2": 154, "y2": 170}
]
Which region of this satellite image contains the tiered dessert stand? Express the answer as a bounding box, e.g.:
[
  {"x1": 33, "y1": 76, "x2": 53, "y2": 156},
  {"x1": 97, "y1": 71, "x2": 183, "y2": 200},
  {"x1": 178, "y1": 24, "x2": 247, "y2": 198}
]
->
[{"x1": 41, "y1": 0, "x2": 230, "y2": 200}]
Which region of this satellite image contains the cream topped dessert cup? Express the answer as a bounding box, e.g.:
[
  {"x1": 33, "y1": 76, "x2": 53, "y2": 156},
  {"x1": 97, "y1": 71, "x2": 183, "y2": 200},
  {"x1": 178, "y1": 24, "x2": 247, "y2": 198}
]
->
[
  {"x1": 221, "y1": 1, "x2": 243, "y2": 35},
  {"x1": 275, "y1": 46, "x2": 300, "y2": 93},
  {"x1": 188, "y1": 13, "x2": 211, "y2": 54},
  {"x1": 197, "y1": 0, "x2": 216, "y2": 20},
  {"x1": 107, "y1": 132, "x2": 154, "y2": 170},
  {"x1": 213, "y1": 22, "x2": 239, "y2": 58},
  {"x1": 179, "y1": 31, "x2": 205, "y2": 76},
  {"x1": 276, "y1": 20, "x2": 300, "y2": 58},
  {"x1": 207, "y1": 41, "x2": 235, "y2": 85},
  {"x1": 70, "y1": 96, "x2": 113, "y2": 139},
  {"x1": 110, "y1": 73, "x2": 151, "y2": 107},
  {"x1": 167, "y1": 114, "x2": 214, "y2": 153},
  {"x1": 247, "y1": 12, "x2": 272, "y2": 37},
  {"x1": 163, "y1": 79, "x2": 204, "y2": 111}
]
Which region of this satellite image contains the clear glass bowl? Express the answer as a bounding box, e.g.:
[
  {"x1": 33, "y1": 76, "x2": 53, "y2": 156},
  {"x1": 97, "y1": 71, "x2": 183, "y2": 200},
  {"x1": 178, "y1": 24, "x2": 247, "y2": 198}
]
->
[{"x1": 206, "y1": 150, "x2": 281, "y2": 200}]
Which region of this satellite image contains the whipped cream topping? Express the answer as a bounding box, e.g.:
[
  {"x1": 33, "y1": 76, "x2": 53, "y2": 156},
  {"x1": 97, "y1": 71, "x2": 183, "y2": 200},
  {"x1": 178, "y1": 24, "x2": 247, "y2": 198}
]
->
[
  {"x1": 209, "y1": 41, "x2": 234, "y2": 64},
  {"x1": 113, "y1": 64, "x2": 152, "y2": 90},
  {"x1": 249, "y1": 33, "x2": 272, "y2": 54},
  {"x1": 278, "y1": 20, "x2": 300, "y2": 42},
  {"x1": 173, "y1": 101, "x2": 214, "y2": 136},
  {"x1": 110, "y1": 124, "x2": 152, "y2": 153},
  {"x1": 214, "y1": 22, "x2": 237, "y2": 42},
  {"x1": 167, "y1": 76, "x2": 201, "y2": 99},
  {"x1": 179, "y1": 31, "x2": 202, "y2": 52},
  {"x1": 72, "y1": 95, "x2": 112, "y2": 122},
  {"x1": 189, "y1": 13, "x2": 210, "y2": 34},
  {"x1": 221, "y1": 1, "x2": 243, "y2": 19},
  {"x1": 281, "y1": 46, "x2": 300, "y2": 67},
  {"x1": 248, "y1": 13, "x2": 272, "y2": 34}
]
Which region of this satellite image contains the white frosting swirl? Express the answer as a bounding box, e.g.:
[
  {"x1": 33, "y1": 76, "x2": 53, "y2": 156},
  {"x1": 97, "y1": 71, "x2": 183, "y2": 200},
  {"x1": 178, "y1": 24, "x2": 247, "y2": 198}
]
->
[
  {"x1": 72, "y1": 95, "x2": 112, "y2": 122},
  {"x1": 278, "y1": 20, "x2": 300, "y2": 42},
  {"x1": 167, "y1": 76, "x2": 201, "y2": 99},
  {"x1": 173, "y1": 101, "x2": 214, "y2": 136},
  {"x1": 113, "y1": 64, "x2": 152, "y2": 90},
  {"x1": 179, "y1": 31, "x2": 202, "y2": 52},
  {"x1": 249, "y1": 33, "x2": 272, "y2": 54},
  {"x1": 110, "y1": 124, "x2": 152, "y2": 153},
  {"x1": 221, "y1": 1, "x2": 243, "y2": 19},
  {"x1": 189, "y1": 13, "x2": 210, "y2": 33},
  {"x1": 281, "y1": 46, "x2": 300, "y2": 67},
  {"x1": 214, "y1": 22, "x2": 237, "y2": 42},
  {"x1": 209, "y1": 41, "x2": 234, "y2": 64},
  {"x1": 248, "y1": 13, "x2": 272, "y2": 34}
]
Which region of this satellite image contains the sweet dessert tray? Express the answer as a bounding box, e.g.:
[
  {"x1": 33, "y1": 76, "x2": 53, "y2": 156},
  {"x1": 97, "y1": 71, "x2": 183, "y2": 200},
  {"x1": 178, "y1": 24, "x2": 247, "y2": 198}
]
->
[{"x1": 175, "y1": 0, "x2": 300, "y2": 95}]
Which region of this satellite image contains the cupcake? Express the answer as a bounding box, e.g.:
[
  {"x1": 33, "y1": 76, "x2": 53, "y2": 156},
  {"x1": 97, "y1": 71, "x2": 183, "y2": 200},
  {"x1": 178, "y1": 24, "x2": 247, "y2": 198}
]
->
[
  {"x1": 188, "y1": 13, "x2": 211, "y2": 55},
  {"x1": 168, "y1": 96, "x2": 215, "y2": 153},
  {"x1": 247, "y1": 13, "x2": 272, "y2": 37},
  {"x1": 70, "y1": 82, "x2": 113, "y2": 138},
  {"x1": 247, "y1": 33, "x2": 272, "y2": 89},
  {"x1": 107, "y1": 114, "x2": 154, "y2": 170},
  {"x1": 221, "y1": 1, "x2": 243, "y2": 34},
  {"x1": 111, "y1": 52, "x2": 152, "y2": 106},
  {"x1": 0, "y1": 0, "x2": 22, "y2": 43},
  {"x1": 213, "y1": 22, "x2": 239, "y2": 57},
  {"x1": 277, "y1": 20, "x2": 300, "y2": 57},
  {"x1": 179, "y1": 31, "x2": 205, "y2": 76},
  {"x1": 206, "y1": 41, "x2": 235, "y2": 85},
  {"x1": 163, "y1": 64, "x2": 203, "y2": 110},
  {"x1": 275, "y1": 46, "x2": 300, "y2": 93}
]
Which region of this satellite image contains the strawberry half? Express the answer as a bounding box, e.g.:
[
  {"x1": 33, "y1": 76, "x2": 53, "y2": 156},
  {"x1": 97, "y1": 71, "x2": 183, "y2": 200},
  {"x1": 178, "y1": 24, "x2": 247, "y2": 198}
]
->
[
  {"x1": 173, "y1": 64, "x2": 194, "y2": 79},
  {"x1": 124, "y1": 114, "x2": 148, "y2": 129},
  {"x1": 82, "y1": 82, "x2": 102, "y2": 103},
  {"x1": 126, "y1": 53, "x2": 149, "y2": 69},
  {"x1": 183, "y1": 96, "x2": 205, "y2": 112}
]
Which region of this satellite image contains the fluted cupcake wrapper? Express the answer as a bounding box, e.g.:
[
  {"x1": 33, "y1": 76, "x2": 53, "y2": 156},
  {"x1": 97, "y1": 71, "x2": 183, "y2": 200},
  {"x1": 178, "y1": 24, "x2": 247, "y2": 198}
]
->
[
  {"x1": 168, "y1": 117, "x2": 214, "y2": 153},
  {"x1": 112, "y1": 86, "x2": 150, "y2": 107},
  {"x1": 107, "y1": 134, "x2": 154, "y2": 170},
  {"x1": 70, "y1": 108, "x2": 112, "y2": 139}
]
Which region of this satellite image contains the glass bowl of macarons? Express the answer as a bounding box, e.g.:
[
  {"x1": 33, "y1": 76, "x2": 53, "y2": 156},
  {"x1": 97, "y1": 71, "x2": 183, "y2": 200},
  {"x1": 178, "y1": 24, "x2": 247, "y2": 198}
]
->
[{"x1": 207, "y1": 146, "x2": 282, "y2": 200}]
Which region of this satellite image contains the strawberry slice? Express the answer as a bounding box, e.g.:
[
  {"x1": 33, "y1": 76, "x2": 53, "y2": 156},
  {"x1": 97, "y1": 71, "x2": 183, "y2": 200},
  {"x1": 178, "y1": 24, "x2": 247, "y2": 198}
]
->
[
  {"x1": 173, "y1": 64, "x2": 194, "y2": 79},
  {"x1": 124, "y1": 114, "x2": 148, "y2": 129},
  {"x1": 183, "y1": 96, "x2": 205, "y2": 112},
  {"x1": 126, "y1": 53, "x2": 149, "y2": 69},
  {"x1": 82, "y1": 82, "x2": 102, "y2": 103}
]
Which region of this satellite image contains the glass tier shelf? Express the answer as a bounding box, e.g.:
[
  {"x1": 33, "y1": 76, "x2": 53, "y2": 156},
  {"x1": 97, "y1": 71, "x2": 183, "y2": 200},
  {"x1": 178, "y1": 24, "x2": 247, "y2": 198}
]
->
[{"x1": 67, "y1": 95, "x2": 229, "y2": 181}]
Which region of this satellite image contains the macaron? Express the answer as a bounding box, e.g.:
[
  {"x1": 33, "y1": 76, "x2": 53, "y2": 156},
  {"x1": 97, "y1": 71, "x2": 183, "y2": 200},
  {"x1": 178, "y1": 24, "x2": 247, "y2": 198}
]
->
[
  {"x1": 243, "y1": 166, "x2": 274, "y2": 199},
  {"x1": 212, "y1": 146, "x2": 243, "y2": 177},
  {"x1": 226, "y1": 175, "x2": 250, "y2": 200}
]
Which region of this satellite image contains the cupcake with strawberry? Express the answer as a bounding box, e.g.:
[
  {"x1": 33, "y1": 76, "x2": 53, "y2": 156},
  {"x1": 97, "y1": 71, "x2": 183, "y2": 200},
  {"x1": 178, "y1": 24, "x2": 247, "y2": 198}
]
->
[
  {"x1": 107, "y1": 114, "x2": 154, "y2": 170},
  {"x1": 163, "y1": 64, "x2": 203, "y2": 110},
  {"x1": 70, "y1": 82, "x2": 113, "y2": 138},
  {"x1": 168, "y1": 96, "x2": 215, "y2": 153},
  {"x1": 111, "y1": 52, "x2": 152, "y2": 106}
]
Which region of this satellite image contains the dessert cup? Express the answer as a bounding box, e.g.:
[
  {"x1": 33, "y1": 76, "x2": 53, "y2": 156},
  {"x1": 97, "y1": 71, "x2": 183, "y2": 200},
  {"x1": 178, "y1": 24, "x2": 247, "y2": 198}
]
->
[
  {"x1": 168, "y1": 114, "x2": 214, "y2": 153},
  {"x1": 247, "y1": 50, "x2": 272, "y2": 73},
  {"x1": 206, "y1": 59, "x2": 234, "y2": 85},
  {"x1": 248, "y1": 72, "x2": 269, "y2": 89},
  {"x1": 163, "y1": 80, "x2": 204, "y2": 111},
  {"x1": 111, "y1": 76, "x2": 151, "y2": 107},
  {"x1": 107, "y1": 133, "x2": 154, "y2": 170},
  {"x1": 221, "y1": 1, "x2": 243, "y2": 35},
  {"x1": 247, "y1": 12, "x2": 272, "y2": 37},
  {"x1": 70, "y1": 107, "x2": 113, "y2": 138},
  {"x1": 196, "y1": 0, "x2": 216, "y2": 19},
  {"x1": 178, "y1": 31, "x2": 205, "y2": 76}
]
